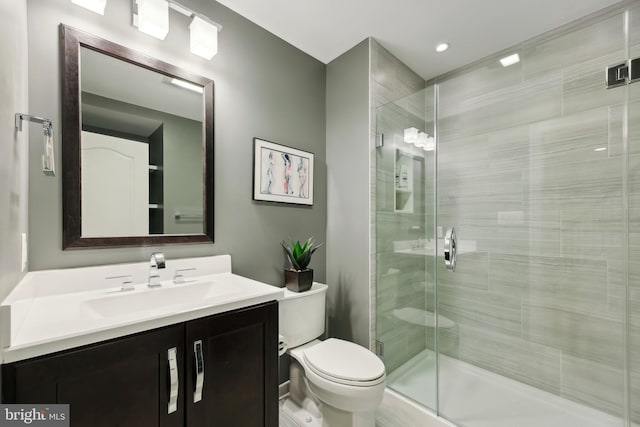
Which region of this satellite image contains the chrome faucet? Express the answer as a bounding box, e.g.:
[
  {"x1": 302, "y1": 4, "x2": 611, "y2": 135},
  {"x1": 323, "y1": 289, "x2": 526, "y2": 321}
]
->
[{"x1": 148, "y1": 252, "x2": 166, "y2": 288}]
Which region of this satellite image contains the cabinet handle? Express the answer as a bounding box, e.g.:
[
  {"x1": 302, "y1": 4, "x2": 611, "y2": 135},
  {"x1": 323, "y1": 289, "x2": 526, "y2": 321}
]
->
[
  {"x1": 193, "y1": 340, "x2": 205, "y2": 403},
  {"x1": 167, "y1": 347, "x2": 179, "y2": 414}
]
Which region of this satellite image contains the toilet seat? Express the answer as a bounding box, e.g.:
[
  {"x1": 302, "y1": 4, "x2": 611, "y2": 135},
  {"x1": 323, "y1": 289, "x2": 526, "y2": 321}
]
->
[{"x1": 302, "y1": 338, "x2": 385, "y2": 387}]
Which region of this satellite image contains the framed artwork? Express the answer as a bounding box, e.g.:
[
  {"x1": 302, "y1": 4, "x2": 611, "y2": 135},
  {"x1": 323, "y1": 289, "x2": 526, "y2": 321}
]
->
[{"x1": 253, "y1": 138, "x2": 314, "y2": 205}]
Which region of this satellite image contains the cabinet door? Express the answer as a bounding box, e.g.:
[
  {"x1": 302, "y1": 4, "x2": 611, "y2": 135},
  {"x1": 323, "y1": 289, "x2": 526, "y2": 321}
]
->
[
  {"x1": 185, "y1": 302, "x2": 278, "y2": 427},
  {"x1": 2, "y1": 324, "x2": 185, "y2": 427}
]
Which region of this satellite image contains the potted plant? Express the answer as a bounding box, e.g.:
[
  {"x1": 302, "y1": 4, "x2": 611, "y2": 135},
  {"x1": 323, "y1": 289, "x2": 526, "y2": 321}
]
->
[{"x1": 281, "y1": 238, "x2": 322, "y2": 292}]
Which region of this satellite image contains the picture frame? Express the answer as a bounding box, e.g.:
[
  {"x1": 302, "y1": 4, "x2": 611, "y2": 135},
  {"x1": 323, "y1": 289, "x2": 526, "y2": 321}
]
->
[{"x1": 253, "y1": 138, "x2": 314, "y2": 205}]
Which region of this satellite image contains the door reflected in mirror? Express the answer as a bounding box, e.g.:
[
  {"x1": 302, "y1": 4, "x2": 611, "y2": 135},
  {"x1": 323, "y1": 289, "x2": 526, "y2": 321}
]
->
[{"x1": 61, "y1": 25, "x2": 214, "y2": 248}]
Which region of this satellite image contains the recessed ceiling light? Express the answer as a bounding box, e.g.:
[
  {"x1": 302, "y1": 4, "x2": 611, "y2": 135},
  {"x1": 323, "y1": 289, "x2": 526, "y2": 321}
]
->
[
  {"x1": 435, "y1": 43, "x2": 449, "y2": 53},
  {"x1": 594, "y1": 147, "x2": 607, "y2": 152},
  {"x1": 499, "y1": 53, "x2": 520, "y2": 67}
]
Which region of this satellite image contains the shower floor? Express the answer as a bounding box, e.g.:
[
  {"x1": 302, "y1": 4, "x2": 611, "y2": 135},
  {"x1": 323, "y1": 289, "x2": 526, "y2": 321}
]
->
[{"x1": 386, "y1": 350, "x2": 633, "y2": 427}]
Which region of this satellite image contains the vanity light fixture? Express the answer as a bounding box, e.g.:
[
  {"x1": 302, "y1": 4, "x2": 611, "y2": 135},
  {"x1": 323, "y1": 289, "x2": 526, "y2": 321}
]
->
[
  {"x1": 190, "y1": 16, "x2": 219, "y2": 60},
  {"x1": 414, "y1": 132, "x2": 435, "y2": 151},
  {"x1": 499, "y1": 53, "x2": 520, "y2": 67},
  {"x1": 170, "y1": 78, "x2": 204, "y2": 94},
  {"x1": 435, "y1": 43, "x2": 449, "y2": 53},
  {"x1": 132, "y1": 0, "x2": 222, "y2": 59},
  {"x1": 403, "y1": 127, "x2": 419, "y2": 144},
  {"x1": 414, "y1": 131, "x2": 428, "y2": 147},
  {"x1": 423, "y1": 136, "x2": 435, "y2": 152},
  {"x1": 71, "y1": 0, "x2": 107, "y2": 15},
  {"x1": 167, "y1": 0, "x2": 223, "y2": 60},
  {"x1": 134, "y1": 0, "x2": 169, "y2": 40}
]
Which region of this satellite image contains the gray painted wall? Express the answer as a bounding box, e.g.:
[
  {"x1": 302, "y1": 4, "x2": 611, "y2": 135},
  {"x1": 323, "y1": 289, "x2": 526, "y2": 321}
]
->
[
  {"x1": 0, "y1": 0, "x2": 28, "y2": 302},
  {"x1": 25, "y1": 0, "x2": 326, "y2": 287},
  {"x1": 326, "y1": 39, "x2": 370, "y2": 347}
]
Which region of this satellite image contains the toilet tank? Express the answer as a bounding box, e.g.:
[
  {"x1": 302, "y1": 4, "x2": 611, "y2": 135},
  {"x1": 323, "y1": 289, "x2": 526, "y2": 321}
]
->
[{"x1": 279, "y1": 282, "x2": 327, "y2": 348}]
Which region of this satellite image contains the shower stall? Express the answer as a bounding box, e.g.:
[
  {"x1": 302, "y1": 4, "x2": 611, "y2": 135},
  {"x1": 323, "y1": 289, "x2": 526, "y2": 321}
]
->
[{"x1": 375, "y1": 2, "x2": 640, "y2": 426}]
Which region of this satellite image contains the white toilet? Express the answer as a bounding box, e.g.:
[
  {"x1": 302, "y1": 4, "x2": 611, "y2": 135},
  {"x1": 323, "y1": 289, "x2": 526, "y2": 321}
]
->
[{"x1": 279, "y1": 283, "x2": 386, "y2": 427}]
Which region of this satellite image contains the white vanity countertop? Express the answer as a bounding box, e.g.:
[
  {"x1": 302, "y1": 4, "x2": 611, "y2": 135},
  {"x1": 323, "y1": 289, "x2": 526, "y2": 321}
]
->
[{"x1": 0, "y1": 256, "x2": 284, "y2": 363}]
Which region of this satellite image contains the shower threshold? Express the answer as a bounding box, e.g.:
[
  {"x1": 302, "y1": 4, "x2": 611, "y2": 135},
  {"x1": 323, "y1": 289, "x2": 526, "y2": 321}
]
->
[{"x1": 386, "y1": 350, "x2": 635, "y2": 427}]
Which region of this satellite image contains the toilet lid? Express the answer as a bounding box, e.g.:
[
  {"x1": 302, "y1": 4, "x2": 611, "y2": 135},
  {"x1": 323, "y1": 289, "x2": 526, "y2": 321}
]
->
[{"x1": 303, "y1": 338, "x2": 385, "y2": 385}]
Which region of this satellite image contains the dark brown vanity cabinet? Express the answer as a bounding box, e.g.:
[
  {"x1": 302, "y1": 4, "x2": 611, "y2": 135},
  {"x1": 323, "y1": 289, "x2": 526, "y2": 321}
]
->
[
  {"x1": 1, "y1": 301, "x2": 278, "y2": 427},
  {"x1": 185, "y1": 302, "x2": 279, "y2": 427},
  {"x1": 2, "y1": 324, "x2": 185, "y2": 427}
]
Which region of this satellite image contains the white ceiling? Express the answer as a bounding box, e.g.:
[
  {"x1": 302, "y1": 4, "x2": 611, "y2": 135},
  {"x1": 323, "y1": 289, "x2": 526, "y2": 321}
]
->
[{"x1": 216, "y1": 0, "x2": 623, "y2": 80}]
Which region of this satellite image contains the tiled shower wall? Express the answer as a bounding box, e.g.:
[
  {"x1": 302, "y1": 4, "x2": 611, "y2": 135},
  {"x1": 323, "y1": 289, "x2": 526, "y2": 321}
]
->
[{"x1": 436, "y1": 5, "x2": 640, "y2": 420}]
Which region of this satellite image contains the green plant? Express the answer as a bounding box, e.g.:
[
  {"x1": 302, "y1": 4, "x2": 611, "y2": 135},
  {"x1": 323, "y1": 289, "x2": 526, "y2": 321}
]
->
[{"x1": 281, "y1": 238, "x2": 323, "y2": 271}]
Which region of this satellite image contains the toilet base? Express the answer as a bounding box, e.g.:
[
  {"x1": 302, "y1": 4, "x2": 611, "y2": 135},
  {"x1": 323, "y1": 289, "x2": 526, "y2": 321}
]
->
[
  {"x1": 280, "y1": 397, "x2": 322, "y2": 427},
  {"x1": 280, "y1": 396, "x2": 376, "y2": 427}
]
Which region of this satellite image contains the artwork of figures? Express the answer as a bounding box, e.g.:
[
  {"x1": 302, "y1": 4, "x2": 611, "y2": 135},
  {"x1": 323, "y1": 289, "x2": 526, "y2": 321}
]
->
[{"x1": 253, "y1": 138, "x2": 314, "y2": 205}]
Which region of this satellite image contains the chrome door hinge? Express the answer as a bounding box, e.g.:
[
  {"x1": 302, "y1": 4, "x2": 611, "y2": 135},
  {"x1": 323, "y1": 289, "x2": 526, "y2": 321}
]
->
[
  {"x1": 606, "y1": 57, "x2": 640, "y2": 89},
  {"x1": 375, "y1": 340, "x2": 384, "y2": 357},
  {"x1": 375, "y1": 133, "x2": 384, "y2": 148}
]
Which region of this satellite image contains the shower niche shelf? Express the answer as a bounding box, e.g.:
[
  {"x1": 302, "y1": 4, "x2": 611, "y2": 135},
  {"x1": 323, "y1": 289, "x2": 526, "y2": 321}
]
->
[{"x1": 394, "y1": 149, "x2": 414, "y2": 213}]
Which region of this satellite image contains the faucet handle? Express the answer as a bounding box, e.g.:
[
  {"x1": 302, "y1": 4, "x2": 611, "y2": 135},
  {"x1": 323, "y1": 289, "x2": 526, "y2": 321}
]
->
[
  {"x1": 106, "y1": 275, "x2": 134, "y2": 292},
  {"x1": 150, "y1": 252, "x2": 166, "y2": 269},
  {"x1": 174, "y1": 268, "x2": 196, "y2": 284}
]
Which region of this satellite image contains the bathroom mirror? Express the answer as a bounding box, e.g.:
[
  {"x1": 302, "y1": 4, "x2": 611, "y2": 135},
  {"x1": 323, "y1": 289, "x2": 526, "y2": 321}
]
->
[{"x1": 60, "y1": 24, "x2": 214, "y2": 249}]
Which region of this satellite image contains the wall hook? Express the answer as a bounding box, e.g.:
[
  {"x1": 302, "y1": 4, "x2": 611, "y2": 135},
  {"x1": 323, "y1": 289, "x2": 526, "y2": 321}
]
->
[{"x1": 15, "y1": 113, "x2": 56, "y2": 177}]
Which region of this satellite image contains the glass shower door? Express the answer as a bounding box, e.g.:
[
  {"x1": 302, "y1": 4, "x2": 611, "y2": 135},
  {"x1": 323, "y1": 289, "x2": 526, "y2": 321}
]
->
[
  {"x1": 436, "y1": 9, "x2": 629, "y2": 427},
  {"x1": 628, "y1": 3, "x2": 640, "y2": 425},
  {"x1": 375, "y1": 87, "x2": 437, "y2": 411}
]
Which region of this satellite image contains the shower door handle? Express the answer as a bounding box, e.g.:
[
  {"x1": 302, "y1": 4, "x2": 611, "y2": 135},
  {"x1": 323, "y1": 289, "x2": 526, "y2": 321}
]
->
[{"x1": 444, "y1": 227, "x2": 457, "y2": 272}]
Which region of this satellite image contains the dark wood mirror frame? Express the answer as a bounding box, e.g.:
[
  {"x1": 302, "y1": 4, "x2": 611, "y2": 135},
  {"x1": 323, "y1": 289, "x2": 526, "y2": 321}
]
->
[{"x1": 60, "y1": 24, "x2": 214, "y2": 249}]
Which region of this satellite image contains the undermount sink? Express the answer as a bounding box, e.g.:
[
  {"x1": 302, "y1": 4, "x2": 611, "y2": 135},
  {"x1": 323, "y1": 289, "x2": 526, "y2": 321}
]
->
[{"x1": 84, "y1": 280, "x2": 245, "y2": 318}]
